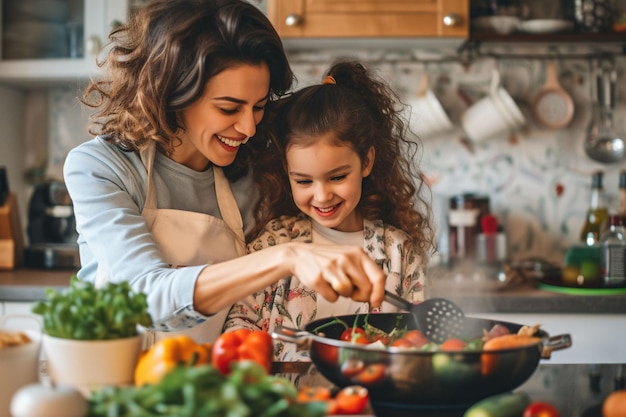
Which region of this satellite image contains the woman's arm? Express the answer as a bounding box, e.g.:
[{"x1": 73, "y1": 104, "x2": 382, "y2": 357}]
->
[
  {"x1": 64, "y1": 140, "x2": 202, "y2": 325},
  {"x1": 194, "y1": 242, "x2": 385, "y2": 315}
]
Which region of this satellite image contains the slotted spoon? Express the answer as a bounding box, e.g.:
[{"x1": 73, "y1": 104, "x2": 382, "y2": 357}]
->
[{"x1": 384, "y1": 291, "x2": 465, "y2": 343}]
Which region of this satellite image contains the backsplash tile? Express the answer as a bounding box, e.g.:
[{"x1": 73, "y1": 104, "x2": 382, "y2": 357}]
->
[{"x1": 45, "y1": 49, "x2": 626, "y2": 265}]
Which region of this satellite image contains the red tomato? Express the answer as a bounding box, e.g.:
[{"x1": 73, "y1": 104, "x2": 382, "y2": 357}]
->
[
  {"x1": 357, "y1": 363, "x2": 386, "y2": 385},
  {"x1": 369, "y1": 335, "x2": 391, "y2": 345},
  {"x1": 439, "y1": 338, "x2": 467, "y2": 351},
  {"x1": 340, "y1": 327, "x2": 368, "y2": 344},
  {"x1": 211, "y1": 329, "x2": 273, "y2": 375},
  {"x1": 297, "y1": 386, "x2": 332, "y2": 403},
  {"x1": 341, "y1": 359, "x2": 365, "y2": 377},
  {"x1": 404, "y1": 330, "x2": 429, "y2": 348},
  {"x1": 391, "y1": 338, "x2": 414, "y2": 348},
  {"x1": 335, "y1": 385, "x2": 370, "y2": 414},
  {"x1": 523, "y1": 401, "x2": 561, "y2": 417}
]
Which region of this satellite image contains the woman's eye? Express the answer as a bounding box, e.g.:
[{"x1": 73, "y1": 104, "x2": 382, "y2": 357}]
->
[
  {"x1": 220, "y1": 108, "x2": 238, "y2": 115},
  {"x1": 330, "y1": 175, "x2": 347, "y2": 182},
  {"x1": 295, "y1": 179, "x2": 312, "y2": 185},
  {"x1": 253, "y1": 105, "x2": 266, "y2": 112}
]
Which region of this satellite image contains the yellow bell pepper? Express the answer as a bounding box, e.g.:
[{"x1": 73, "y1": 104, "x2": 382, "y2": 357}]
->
[{"x1": 134, "y1": 335, "x2": 212, "y2": 386}]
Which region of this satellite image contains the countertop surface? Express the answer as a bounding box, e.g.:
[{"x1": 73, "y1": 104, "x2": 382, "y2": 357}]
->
[{"x1": 2, "y1": 267, "x2": 626, "y2": 314}]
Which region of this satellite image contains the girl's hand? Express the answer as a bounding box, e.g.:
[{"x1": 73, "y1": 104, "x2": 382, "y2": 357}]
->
[{"x1": 289, "y1": 243, "x2": 385, "y2": 308}]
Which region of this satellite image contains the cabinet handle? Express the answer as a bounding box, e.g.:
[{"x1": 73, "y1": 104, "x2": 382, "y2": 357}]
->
[
  {"x1": 442, "y1": 13, "x2": 462, "y2": 27},
  {"x1": 285, "y1": 14, "x2": 303, "y2": 27}
]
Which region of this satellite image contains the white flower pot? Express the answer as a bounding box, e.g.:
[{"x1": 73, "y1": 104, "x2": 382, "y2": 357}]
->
[{"x1": 42, "y1": 334, "x2": 142, "y2": 390}]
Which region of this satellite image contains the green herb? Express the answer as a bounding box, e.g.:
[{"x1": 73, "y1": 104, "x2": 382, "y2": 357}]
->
[
  {"x1": 88, "y1": 361, "x2": 327, "y2": 417},
  {"x1": 32, "y1": 275, "x2": 153, "y2": 340}
]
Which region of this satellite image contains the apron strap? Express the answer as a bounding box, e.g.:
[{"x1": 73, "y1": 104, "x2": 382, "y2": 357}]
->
[
  {"x1": 213, "y1": 166, "x2": 246, "y2": 253},
  {"x1": 140, "y1": 143, "x2": 158, "y2": 229}
]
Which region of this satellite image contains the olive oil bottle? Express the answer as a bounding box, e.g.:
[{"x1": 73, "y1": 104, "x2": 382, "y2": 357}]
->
[{"x1": 580, "y1": 171, "x2": 609, "y2": 246}]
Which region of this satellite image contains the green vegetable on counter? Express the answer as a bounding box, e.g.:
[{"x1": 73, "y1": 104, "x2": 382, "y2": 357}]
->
[
  {"x1": 88, "y1": 361, "x2": 327, "y2": 417},
  {"x1": 32, "y1": 275, "x2": 153, "y2": 340},
  {"x1": 464, "y1": 391, "x2": 531, "y2": 417}
]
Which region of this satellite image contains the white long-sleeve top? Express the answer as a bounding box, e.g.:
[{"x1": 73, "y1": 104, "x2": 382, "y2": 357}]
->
[{"x1": 63, "y1": 136, "x2": 258, "y2": 328}]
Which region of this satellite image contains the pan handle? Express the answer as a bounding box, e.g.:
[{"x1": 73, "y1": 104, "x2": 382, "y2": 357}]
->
[
  {"x1": 540, "y1": 333, "x2": 572, "y2": 359},
  {"x1": 272, "y1": 325, "x2": 314, "y2": 350}
]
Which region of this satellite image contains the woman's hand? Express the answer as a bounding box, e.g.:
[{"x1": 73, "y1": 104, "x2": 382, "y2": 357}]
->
[{"x1": 289, "y1": 243, "x2": 386, "y2": 308}]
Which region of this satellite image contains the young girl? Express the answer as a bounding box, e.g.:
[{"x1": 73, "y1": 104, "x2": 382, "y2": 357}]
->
[{"x1": 224, "y1": 61, "x2": 435, "y2": 359}]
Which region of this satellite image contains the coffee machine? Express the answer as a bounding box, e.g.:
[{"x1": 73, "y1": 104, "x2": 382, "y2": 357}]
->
[{"x1": 23, "y1": 181, "x2": 80, "y2": 269}]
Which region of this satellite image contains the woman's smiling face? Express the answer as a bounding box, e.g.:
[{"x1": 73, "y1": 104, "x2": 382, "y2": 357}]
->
[
  {"x1": 286, "y1": 133, "x2": 374, "y2": 232},
  {"x1": 173, "y1": 62, "x2": 270, "y2": 171}
]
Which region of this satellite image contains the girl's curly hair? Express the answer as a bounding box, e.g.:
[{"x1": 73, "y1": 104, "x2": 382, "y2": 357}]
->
[{"x1": 252, "y1": 60, "x2": 435, "y2": 260}]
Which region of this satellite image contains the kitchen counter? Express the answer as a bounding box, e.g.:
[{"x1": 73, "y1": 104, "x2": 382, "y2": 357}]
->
[
  {"x1": 429, "y1": 264, "x2": 626, "y2": 315},
  {"x1": 2, "y1": 267, "x2": 626, "y2": 314},
  {"x1": 0, "y1": 268, "x2": 75, "y2": 302}
]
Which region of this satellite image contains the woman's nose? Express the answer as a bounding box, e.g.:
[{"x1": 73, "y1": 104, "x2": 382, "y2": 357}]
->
[{"x1": 235, "y1": 109, "x2": 257, "y2": 138}]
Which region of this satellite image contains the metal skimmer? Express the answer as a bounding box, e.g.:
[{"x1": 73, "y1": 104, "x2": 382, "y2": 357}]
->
[{"x1": 383, "y1": 291, "x2": 465, "y2": 343}]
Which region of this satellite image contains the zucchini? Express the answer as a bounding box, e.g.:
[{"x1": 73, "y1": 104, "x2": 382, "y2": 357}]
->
[{"x1": 464, "y1": 392, "x2": 531, "y2": 417}]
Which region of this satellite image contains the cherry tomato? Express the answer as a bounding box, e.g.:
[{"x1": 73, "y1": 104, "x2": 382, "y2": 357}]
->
[
  {"x1": 297, "y1": 386, "x2": 332, "y2": 403},
  {"x1": 523, "y1": 401, "x2": 561, "y2": 417},
  {"x1": 391, "y1": 338, "x2": 414, "y2": 348},
  {"x1": 211, "y1": 329, "x2": 273, "y2": 375},
  {"x1": 340, "y1": 327, "x2": 368, "y2": 344},
  {"x1": 369, "y1": 335, "x2": 391, "y2": 345},
  {"x1": 341, "y1": 359, "x2": 365, "y2": 377},
  {"x1": 439, "y1": 338, "x2": 467, "y2": 351},
  {"x1": 403, "y1": 330, "x2": 429, "y2": 348},
  {"x1": 357, "y1": 363, "x2": 386, "y2": 385},
  {"x1": 335, "y1": 385, "x2": 370, "y2": 414}
]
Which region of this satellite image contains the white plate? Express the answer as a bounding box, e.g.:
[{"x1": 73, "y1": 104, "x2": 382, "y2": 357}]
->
[
  {"x1": 519, "y1": 19, "x2": 574, "y2": 33},
  {"x1": 472, "y1": 16, "x2": 521, "y2": 34}
]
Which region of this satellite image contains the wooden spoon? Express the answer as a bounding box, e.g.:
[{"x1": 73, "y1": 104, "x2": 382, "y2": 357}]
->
[
  {"x1": 416, "y1": 72, "x2": 429, "y2": 98},
  {"x1": 532, "y1": 60, "x2": 574, "y2": 129}
]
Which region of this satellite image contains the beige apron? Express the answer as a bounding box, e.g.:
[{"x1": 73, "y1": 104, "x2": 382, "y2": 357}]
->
[{"x1": 96, "y1": 143, "x2": 246, "y2": 344}]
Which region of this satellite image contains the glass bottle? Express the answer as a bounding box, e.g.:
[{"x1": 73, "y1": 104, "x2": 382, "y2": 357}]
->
[
  {"x1": 601, "y1": 214, "x2": 626, "y2": 287},
  {"x1": 580, "y1": 171, "x2": 609, "y2": 246},
  {"x1": 619, "y1": 170, "x2": 626, "y2": 219}
]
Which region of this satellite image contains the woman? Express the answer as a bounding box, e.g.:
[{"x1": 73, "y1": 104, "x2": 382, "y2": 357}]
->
[{"x1": 63, "y1": 0, "x2": 385, "y2": 343}]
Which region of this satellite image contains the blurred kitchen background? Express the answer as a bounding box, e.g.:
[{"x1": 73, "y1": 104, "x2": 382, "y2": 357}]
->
[{"x1": 1, "y1": 0, "x2": 626, "y2": 271}]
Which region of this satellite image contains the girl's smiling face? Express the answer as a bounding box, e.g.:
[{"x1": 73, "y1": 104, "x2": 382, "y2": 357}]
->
[
  {"x1": 173, "y1": 62, "x2": 270, "y2": 171},
  {"x1": 286, "y1": 133, "x2": 374, "y2": 232}
]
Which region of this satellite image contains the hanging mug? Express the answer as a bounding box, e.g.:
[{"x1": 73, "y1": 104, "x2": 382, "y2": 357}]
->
[{"x1": 461, "y1": 69, "x2": 526, "y2": 142}]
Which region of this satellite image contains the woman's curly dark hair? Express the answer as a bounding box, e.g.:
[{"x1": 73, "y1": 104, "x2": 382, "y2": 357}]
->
[
  {"x1": 81, "y1": 0, "x2": 293, "y2": 181},
  {"x1": 252, "y1": 60, "x2": 435, "y2": 260}
]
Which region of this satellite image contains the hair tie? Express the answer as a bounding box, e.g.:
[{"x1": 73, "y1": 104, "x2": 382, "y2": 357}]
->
[{"x1": 322, "y1": 75, "x2": 336, "y2": 85}]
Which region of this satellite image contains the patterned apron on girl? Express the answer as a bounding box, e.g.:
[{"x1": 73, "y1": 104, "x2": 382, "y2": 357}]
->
[{"x1": 96, "y1": 143, "x2": 246, "y2": 344}]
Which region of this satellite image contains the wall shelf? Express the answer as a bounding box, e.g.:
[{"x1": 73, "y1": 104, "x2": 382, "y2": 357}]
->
[{"x1": 458, "y1": 31, "x2": 626, "y2": 60}]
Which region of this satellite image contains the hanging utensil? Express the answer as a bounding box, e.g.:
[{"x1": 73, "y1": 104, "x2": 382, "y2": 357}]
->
[
  {"x1": 584, "y1": 65, "x2": 625, "y2": 164},
  {"x1": 532, "y1": 60, "x2": 575, "y2": 129},
  {"x1": 383, "y1": 291, "x2": 465, "y2": 343}
]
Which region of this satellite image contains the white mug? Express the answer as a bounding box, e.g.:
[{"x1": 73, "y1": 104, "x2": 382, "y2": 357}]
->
[
  {"x1": 461, "y1": 69, "x2": 525, "y2": 142},
  {"x1": 406, "y1": 89, "x2": 454, "y2": 139}
]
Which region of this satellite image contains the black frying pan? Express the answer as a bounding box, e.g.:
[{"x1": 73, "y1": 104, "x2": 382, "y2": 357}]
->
[{"x1": 273, "y1": 312, "x2": 571, "y2": 406}]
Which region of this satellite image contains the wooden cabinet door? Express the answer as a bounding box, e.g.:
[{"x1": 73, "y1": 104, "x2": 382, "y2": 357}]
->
[{"x1": 267, "y1": 0, "x2": 468, "y2": 38}]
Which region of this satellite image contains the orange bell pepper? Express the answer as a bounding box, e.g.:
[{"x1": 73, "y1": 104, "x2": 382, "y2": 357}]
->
[
  {"x1": 134, "y1": 335, "x2": 212, "y2": 386},
  {"x1": 212, "y1": 329, "x2": 273, "y2": 375}
]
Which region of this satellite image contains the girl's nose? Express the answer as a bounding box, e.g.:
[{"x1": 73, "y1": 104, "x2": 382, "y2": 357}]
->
[
  {"x1": 235, "y1": 109, "x2": 256, "y2": 138},
  {"x1": 314, "y1": 183, "x2": 332, "y2": 202}
]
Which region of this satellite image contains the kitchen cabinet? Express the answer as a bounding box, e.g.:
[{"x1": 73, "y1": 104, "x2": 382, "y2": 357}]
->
[
  {"x1": 0, "y1": 0, "x2": 138, "y2": 86},
  {"x1": 267, "y1": 0, "x2": 468, "y2": 39}
]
